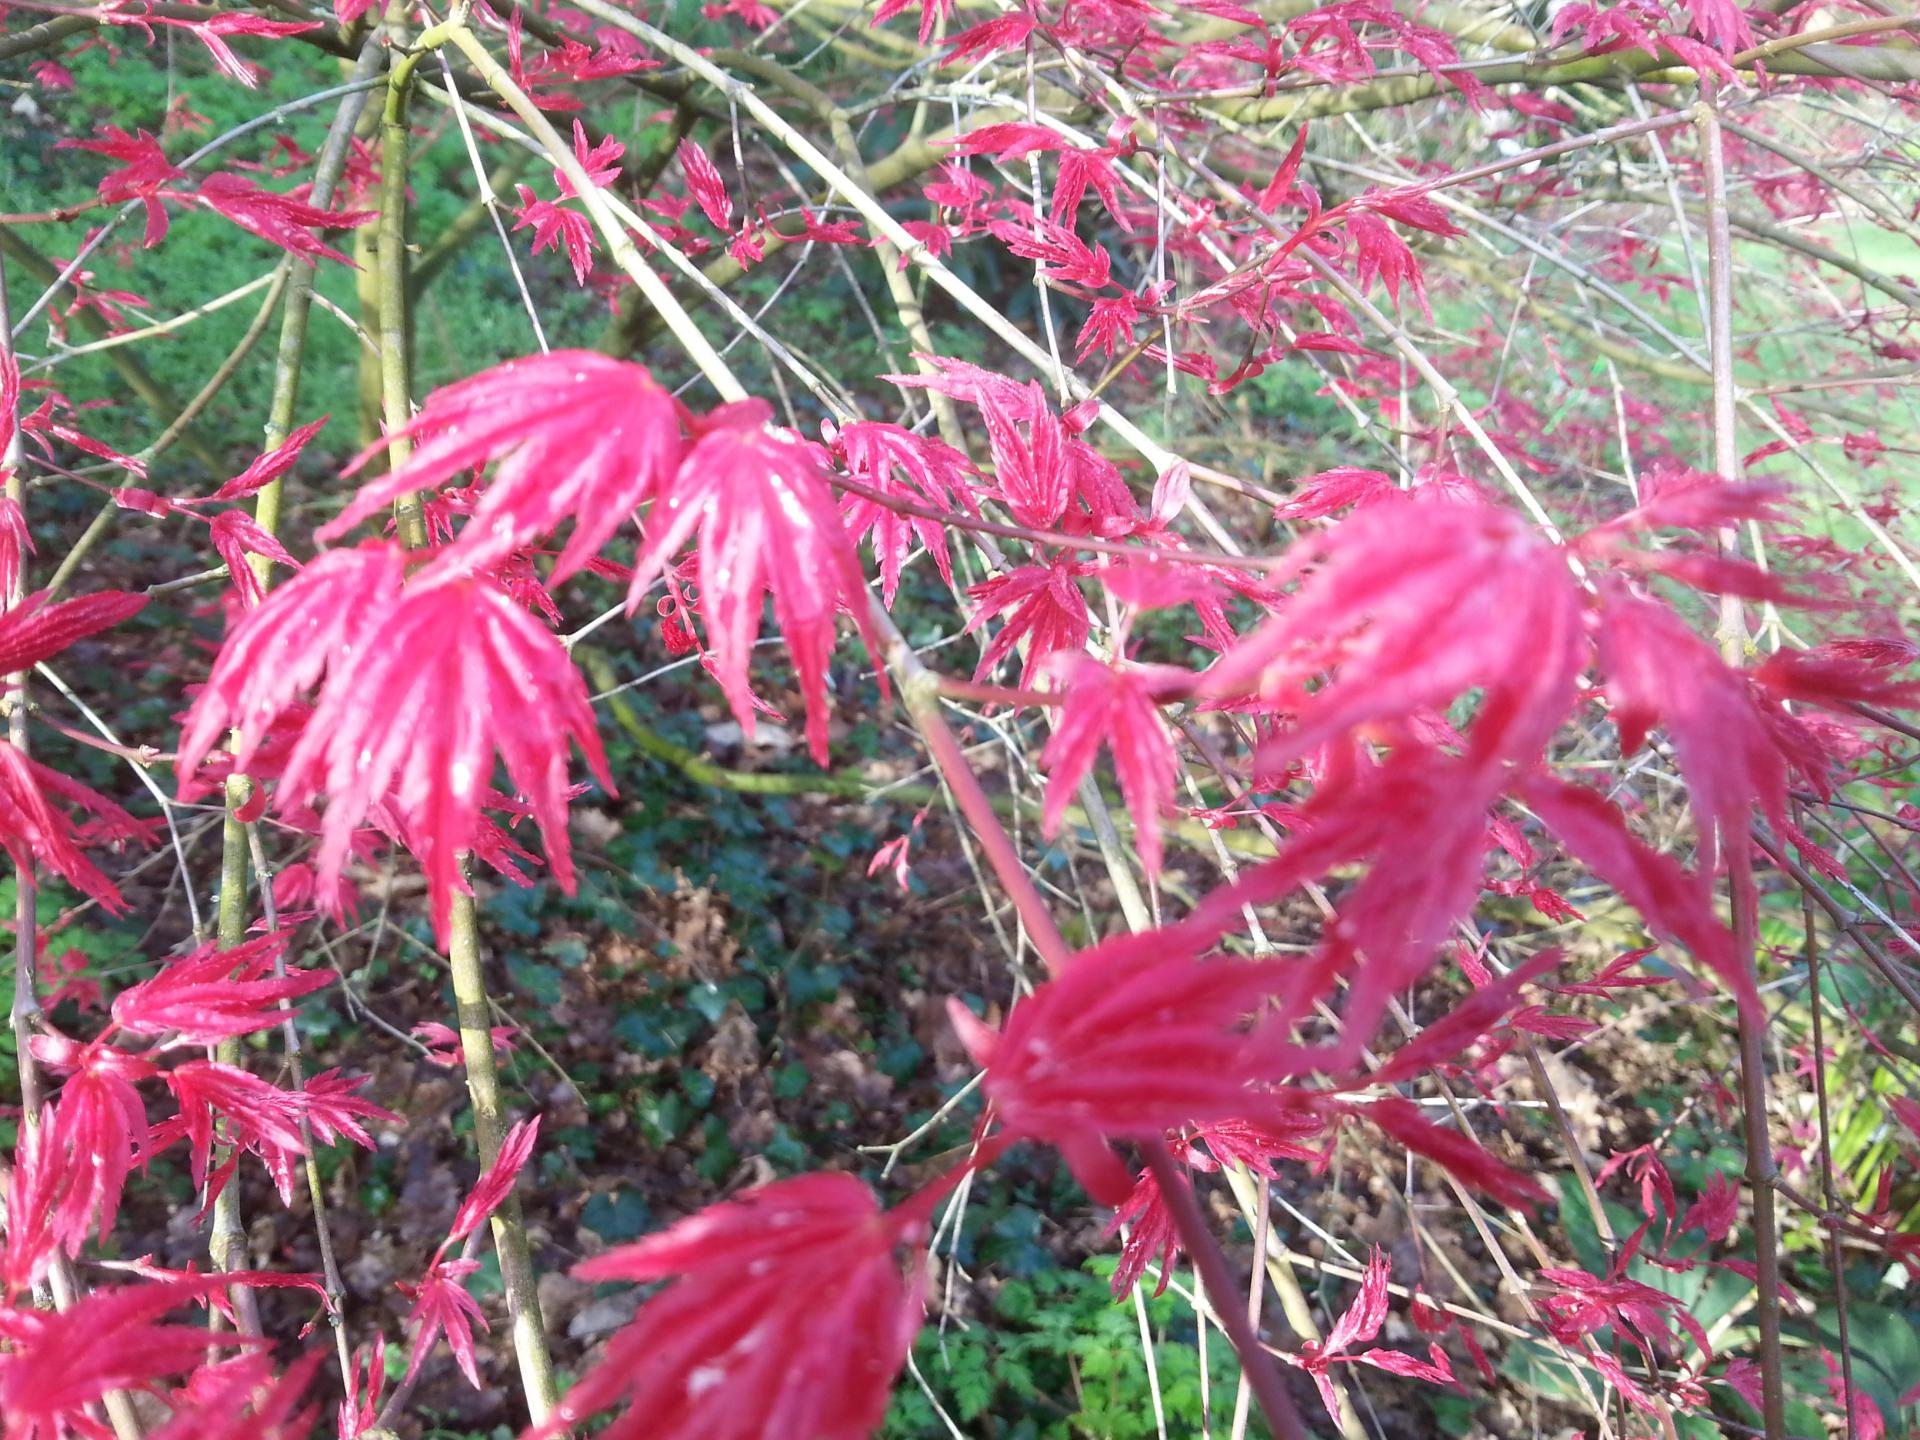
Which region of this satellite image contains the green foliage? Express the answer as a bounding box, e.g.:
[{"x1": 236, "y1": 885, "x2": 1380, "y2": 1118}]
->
[{"x1": 885, "y1": 1260, "x2": 1265, "y2": 1440}]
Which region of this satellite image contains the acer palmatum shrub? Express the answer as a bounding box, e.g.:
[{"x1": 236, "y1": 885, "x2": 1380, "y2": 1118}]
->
[{"x1": 4, "y1": 0, "x2": 1920, "y2": 1435}]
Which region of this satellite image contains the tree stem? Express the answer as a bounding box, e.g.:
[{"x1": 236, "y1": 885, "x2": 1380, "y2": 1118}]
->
[{"x1": 446, "y1": 880, "x2": 559, "y2": 1422}]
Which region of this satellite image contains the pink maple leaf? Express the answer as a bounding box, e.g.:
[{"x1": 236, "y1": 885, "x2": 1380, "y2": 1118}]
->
[
  {"x1": 0, "y1": 737, "x2": 156, "y2": 913},
  {"x1": 512, "y1": 187, "x2": 597, "y2": 285},
  {"x1": 832, "y1": 419, "x2": 975, "y2": 607},
  {"x1": 196, "y1": 174, "x2": 373, "y2": 265},
  {"x1": 1594, "y1": 583, "x2": 1798, "y2": 870},
  {"x1": 1357, "y1": 1097, "x2": 1547, "y2": 1210},
  {"x1": 625, "y1": 400, "x2": 885, "y2": 765},
  {"x1": 873, "y1": 0, "x2": 955, "y2": 44},
  {"x1": 110, "y1": 932, "x2": 328, "y2": 1045},
  {"x1": 57, "y1": 126, "x2": 182, "y2": 246},
  {"x1": 1277, "y1": 1247, "x2": 1454, "y2": 1421},
  {"x1": 677, "y1": 138, "x2": 734, "y2": 232},
  {"x1": 965, "y1": 557, "x2": 1093, "y2": 688},
  {"x1": 400, "y1": 1258, "x2": 490, "y2": 1389},
  {"x1": 949, "y1": 930, "x2": 1300, "y2": 1205},
  {"x1": 0, "y1": 1279, "x2": 264, "y2": 1430},
  {"x1": 146, "y1": 1351, "x2": 322, "y2": 1440},
  {"x1": 412, "y1": 1020, "x2": 519, "y2": 1067},
  {"x1": 204, "y1": 416, "x2": 328, "y2": 503},
  {"x1": 1520, "y1": 775, "x2": 1761, "y2": 1022},
  {"x1": 450, "y1": 1117, "x2": 540, "y2": 1244},
  {"x1": 541, "y1": 1173, "x2": 931, "y2": 1440},
  {"x1": 156, "y1": 1060, "x2": 308, "y2": 1193},
  {"x1": 1042, "y1": 657, "x2": 1185, "y2": 879},
  {"x1": 1076, "y1": 291, "x2": 1141, "y2": 363},
  {"x1": 942, "y1": 9, "x2": 1038, "y2": 64},
  {"x1": 208, "y1": 509, "x2": 300, "y2": 607},
  {"x1": 13, "y1": 1037, "x2": 154, "y2": 1279},
  {"x1": 1203, "y1": 493, "x2": 1584, "y2": 777},
  {"x1": 178, "y1": 545, "x2": 612, "y2": 941},
  {"x1": 321, "y1": 351, "x2": 683, "y2": 581},
  {"x1": 0, "y1": 589, "x2": 147, "y2": 678}
]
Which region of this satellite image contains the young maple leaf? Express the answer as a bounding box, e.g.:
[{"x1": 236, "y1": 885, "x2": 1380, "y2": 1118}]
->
[
  {"x1": 0, "y1": 739, "x2": 155, "y2": 914},
  {"x1": 319, "y1": 352, "x2": 684, "y2": 583},
  {"x1": 202, "y1": 415, "x2": 328, "y2": 504},
  {"x1": 146, "y1": 1351, "x2": 322, "y2": 1440},
  {"x1": 110, "y1": 932, "x2": 328, "y2": 1046},
  {"x1": 942, "y1": 9, "x2": 1037, "y2": 64},
  {"x1": 207, "y1": 510, "x2": 300, "y2": 607},
  {"x1": 966, "y1": 557, "x2": 1093, "y2": 687},
  {"x1": 400, "y1": 1258, "x2": 490, "y2": 1389},
  {"x1": 0, "y1": 1279, "x2": 264, "y2": 1435},
  {"x1": 1539, "y1": 1258, "x2": 1712, "y2": 1368},
  {"x1": 832, "y1": 419, "x2": 975, "y2": 607},
  {"x1": 11, "y1": 1038, "x2": 153, "y2": 1280},
  {"x1": 1041, "y1": 657, "x2": 1185, "y2": 879},
  {"x1": 1201, "y1": 493, "x2": 1584, "y2": 775},
  {"x1": 945, "y1": 121, "x2": 1064, "y2": 164},
  {"x1": 1272, "y1": 466, "x2": 1396, "y2": 520},
  {"x1": 338, "y1": 1338, "x2": 387, "y2": 1440},
  {"x1": 511, "y1": 188, "x2": 597, "y2": 285},
  {"x1": 0, "y1": 589, "x2": 147, "y2": 679},
  {"x1": 145, "y1": 13, "x2": 323, "y2": 87},
  {"x1": 888, "y1": 355, "x2": 1135, "y2": 524},
  {"x1": 541, "y1": 1173, "x2": 930, "y2": 1440},
  {"x1": 677, "y1": 138, "x2": 734, "y2": 232},
  {"x1": 1519, "y1": 775, "x2": 1760, "y2": 1021},
  {"x1": 0, "y1": 499, "x2": 29, "y2": 600},
  {"x1": 156, "y1": 1060, "x2": 308, "y2": 1192},
  {"x1": 1076, "y1": 291, "x2": 1141, "y2": 363},
  {"x1": 872, "y1": 0, "x2": 955, "y2": 45},
  {"x1": 949, "y1": 930, "x2": 1298, "y2": 1205},
  {"x1": 1752, "y1": 641, "x2": 1920, "y2": 713},
  {"x1": 57, "y1": 126, "x2": 183, "y2": 246},
  {"x1": 1355, "y1": 1097, "x2": 1546, "y2": 1210},
  {"x1": 989, "y1": 218, "x2": 1113, "y2": 289},
  {"x1": 450, "y1": 1117, "x2": 539, "y2": 1244},
  {"x1": 178, "y1": 547, "x2": 611, "y2": 940},
  {"x1": 1275, "y1": 1247, "x2": 1454, "y2": 1421},
  {"x1": 412, "y1": 1019, "x2": 519, "y2": 1067},
  {"x1": 1594, "y1": 583, "x2": 1799, "y2": 872},
  {"x1": 196, "y1": 173, "x2": 374, "y2": 265},
  {"x1": 625, "y1": 400, "x2": 884, "y2": 765}
]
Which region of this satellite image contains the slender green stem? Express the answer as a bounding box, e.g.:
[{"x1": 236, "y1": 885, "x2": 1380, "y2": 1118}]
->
[
  {"x1": 447, "y1": 881, "x2": 560, "y2": 1422},
  {"x1": 380, "y1": 45, "x2": 430, "y2": 550}
]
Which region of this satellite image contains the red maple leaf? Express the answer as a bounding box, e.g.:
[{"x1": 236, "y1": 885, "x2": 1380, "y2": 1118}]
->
[
  {"x1": 833, "y1": 419, "x2": 975, "y2": 607},
  {"x1": 450, "y1": 1117, "x2": 539, "y2": 1244},
  {"x1": 57, "y1": 126, "x2": 182, "y2": 246},
  {"x1": 511, "y1": 188, "x2": 597, "y2": 285},
  {"x1": 625, "y1": 400, "x2": 885, "y2": 764},
  {"x1": 965, "y1": 558, "x2": 1093, "y2": 688},
  {"x1": 178, "y1": 546, "x2": 611, "y2": 940},
  {"x1": 872, "y1": 0, "x2": 955, "y2": 45},
  {"x1": 320, "y1": 351, "x2": 684, "y2": 582},
  {"x1": 677, "y1": 138, "x2": 734, "y2": 232},
  {"x1": 950, "y1": 930, "x2": 1298, "y2": 1204},
  {"x1": 109, "y1": 932, "x2": 327, "y2": 1046},
  {"x1": 0, "y1": 1279, "x2": 265, "y2": 1434},
  {"x1": 195, "y1": 174, "x2": 373, "y2": 265},
  {"x1": 542, "y1": 1173, "x2": 931, "y2": 1440},
  {"x1": 1042, "y1": 657, "x2": 1185, "y2": 879},
  {"x1": 400, "y1": 1258, "x2": 490, "y2": 1389},
  {"x1": 1277, "y1": 1246, "x2": 1454, "y2": 1421}
]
